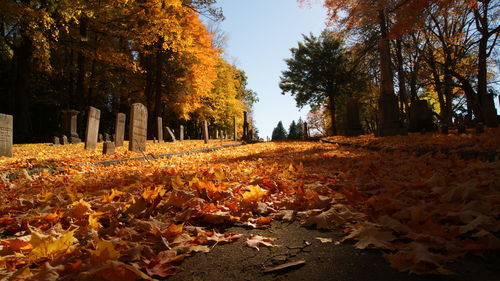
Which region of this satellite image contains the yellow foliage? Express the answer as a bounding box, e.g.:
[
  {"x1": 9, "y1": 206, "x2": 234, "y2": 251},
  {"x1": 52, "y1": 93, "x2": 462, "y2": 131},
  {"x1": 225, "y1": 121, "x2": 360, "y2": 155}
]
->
[{"x1": 28, "y1": 227, "x2": 77, "y2": 261}]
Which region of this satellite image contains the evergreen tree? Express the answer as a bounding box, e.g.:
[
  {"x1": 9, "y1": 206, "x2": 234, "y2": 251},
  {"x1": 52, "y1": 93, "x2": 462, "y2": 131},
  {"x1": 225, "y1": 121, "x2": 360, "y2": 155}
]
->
[
  {"x1": 272, "y1": 121, "x2": 287, "y2": 141},
  {"x1": 287, "y1": 120, "x2": 300, "y2": 140}
]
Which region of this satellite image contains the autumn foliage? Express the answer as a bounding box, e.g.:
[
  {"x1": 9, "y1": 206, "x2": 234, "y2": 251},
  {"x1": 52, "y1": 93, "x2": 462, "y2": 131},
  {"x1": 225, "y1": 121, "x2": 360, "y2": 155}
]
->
[{"x1": 1, "y1": 130, "x2": 499, "y2": 278}]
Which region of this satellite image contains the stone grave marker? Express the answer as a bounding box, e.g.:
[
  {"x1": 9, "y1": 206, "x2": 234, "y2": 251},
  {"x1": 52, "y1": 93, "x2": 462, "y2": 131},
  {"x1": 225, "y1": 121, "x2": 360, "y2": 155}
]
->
[
  {"x1": 104, "y1": 133, "x2": 110, "y2": 142},
  {"x1": 233, "y1": 116, "x2": 237, "y2": 141},
  {"x1": 61, "y1": 135, "x2": 68, "y2": 145},
  {"x1": 98, "y1": 134, "x2": 103, "y2": 143},
  {"x1": 62, "y1": 110, "x2": 81, "y2": 144},
  {"x1": 179, "y1": 125, "x2": 184, "y2": 141},
  {"x1": 203, "y1": 121, "x2": 209, "y2": 144},
  {"x1": 0, "y1": 114, "x2": 13, "y2": 157},
  {"x1": 408, "y1": 100, "x2": 437, "y2": 133},
  {"x1": 476, "y1": 122, "x2": 484, "y2": 134},
  {"x1": 115, "y1": 113, "x2": 126, "y2": 147},
  {"x1": 440, "y1": 125, "x2": 449, "y2": 135},
  {"x1": 103, "y1": 141, "x2": 115, "y2": 155},
  {"x1": 344, "y1": 98, "x2": 364, "y2": 137},
  {"x1": 129, "y1": 103, "x2": 148, "y2": 152},
  {"x1": 166, "y1": 127, "x2": 176, "y2": 142},
  {"x1": 243, "y1": 111, "x2": 249, "y2": 140},
  {"x1": 53, "y1": 136, "x2": 60, "y2": 146},
  {"x1": 84, "y1": 107, "x2": 101, "y2": 149},
  {"x1": 157, "y1": 117, "x2": 164, "y2": 143}
]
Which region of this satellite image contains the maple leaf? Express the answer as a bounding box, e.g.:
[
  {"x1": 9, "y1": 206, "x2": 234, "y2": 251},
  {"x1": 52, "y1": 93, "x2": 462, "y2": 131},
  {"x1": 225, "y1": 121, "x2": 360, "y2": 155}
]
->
[
  {"x1": 65, "y1": 199, "x2": 92, "y2": 219},
  {"x1": 102, "y1": 189, "x2": 124, "y2": 203},
  {"x1": 342, "y1": 222, "x2": 396, "y2": 250},
  {"x1": 246, "y1": 235, "x2": 278, "y2": 251},
  {"x1": 241, "y1": 185, "x2": 267, "y2": 202},
  {"x1": 145, "y1": 250, "x2": 184, "y2": 277},
  {"x1": 78, "y1": 260, "x2": 155, "y2": 281},
  {"x1": 88, "y1": 238, "x2": 120, "y2": 265},
  {"x1": 28, "y1": 227, "x2": 77, "y2": 261},
  {"x1": 204, "y1": 230, "x2": 242, "y2": 244},
  {"x1": 384, "y1": 242, "x2": 454, "y2": 275},
  {"x1": 302, "y1": 204, "x2": 365, "y2": 229},
  {"x1": 31, "y1": 262, "x2": 63, "y2": 281},
  {"x1": 0, "y1": 238, "x2": 32, "y2": 254}
]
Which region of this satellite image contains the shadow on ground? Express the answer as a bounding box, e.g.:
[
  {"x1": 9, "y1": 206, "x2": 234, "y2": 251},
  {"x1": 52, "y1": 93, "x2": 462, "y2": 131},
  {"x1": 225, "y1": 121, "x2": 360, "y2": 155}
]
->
[{"x1": 167, "y1": 222, "x2": 500, "y2": 281}]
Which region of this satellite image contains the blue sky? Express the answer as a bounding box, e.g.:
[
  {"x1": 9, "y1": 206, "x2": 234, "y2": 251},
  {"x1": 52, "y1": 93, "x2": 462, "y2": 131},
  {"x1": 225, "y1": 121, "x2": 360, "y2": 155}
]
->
[{"x1": 212, "y1": 0, "x2": 328, "y2": 139}]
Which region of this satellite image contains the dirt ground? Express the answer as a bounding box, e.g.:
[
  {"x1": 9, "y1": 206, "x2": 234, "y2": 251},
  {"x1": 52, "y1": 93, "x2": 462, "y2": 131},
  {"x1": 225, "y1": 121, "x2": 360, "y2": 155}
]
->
[{"x1": 168, "y1": 222, "x2": 500, "y2": 281}]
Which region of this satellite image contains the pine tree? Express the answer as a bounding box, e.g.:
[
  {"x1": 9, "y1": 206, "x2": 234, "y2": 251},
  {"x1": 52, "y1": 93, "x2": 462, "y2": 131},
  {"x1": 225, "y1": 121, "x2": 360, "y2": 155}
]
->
[
  {"x1": 287, "y1": 120, "x2": 300, "y2": 140},
  {"x1": 272, "y1": 121, "x2": 287, "y2": 141}
]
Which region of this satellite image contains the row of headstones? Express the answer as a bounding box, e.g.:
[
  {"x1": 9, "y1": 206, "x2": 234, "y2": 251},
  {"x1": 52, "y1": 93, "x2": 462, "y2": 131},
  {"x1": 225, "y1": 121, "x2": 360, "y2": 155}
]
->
[{"x1": 0, "y1": 106, "x2": 248, "y2": 157}]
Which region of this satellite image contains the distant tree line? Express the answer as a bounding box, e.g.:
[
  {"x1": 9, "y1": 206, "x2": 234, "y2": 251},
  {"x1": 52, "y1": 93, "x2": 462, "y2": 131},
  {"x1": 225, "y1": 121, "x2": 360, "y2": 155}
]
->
[{"x1": 271, "y1": 119, "x2": 305, "y2": 141}]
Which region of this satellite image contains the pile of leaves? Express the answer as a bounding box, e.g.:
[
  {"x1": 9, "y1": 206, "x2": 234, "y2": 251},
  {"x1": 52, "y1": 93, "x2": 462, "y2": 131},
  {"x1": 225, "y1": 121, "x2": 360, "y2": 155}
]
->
[
  {"x1": 0, "y1": 140, "x2": 238, "y2": 172},
  {"x1": 324, "y1": 128, "x2": 500, "y2": 153},
  {"x1": 0, "y1": 141, "x2": 499, "y2": 279}
]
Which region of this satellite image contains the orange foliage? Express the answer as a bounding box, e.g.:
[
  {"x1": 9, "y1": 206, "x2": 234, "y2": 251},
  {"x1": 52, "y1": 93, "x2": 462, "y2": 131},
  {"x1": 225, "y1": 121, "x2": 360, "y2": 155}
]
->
[{"x1": 0, "y1": 134, "x2": 499, "y2": 277}]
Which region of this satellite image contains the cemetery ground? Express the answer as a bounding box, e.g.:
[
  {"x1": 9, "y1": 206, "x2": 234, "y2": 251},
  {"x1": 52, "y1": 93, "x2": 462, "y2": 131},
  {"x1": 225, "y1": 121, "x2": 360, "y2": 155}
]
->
[{"x1": 0, "y1": 132, "x2": 499, "y2": 281}]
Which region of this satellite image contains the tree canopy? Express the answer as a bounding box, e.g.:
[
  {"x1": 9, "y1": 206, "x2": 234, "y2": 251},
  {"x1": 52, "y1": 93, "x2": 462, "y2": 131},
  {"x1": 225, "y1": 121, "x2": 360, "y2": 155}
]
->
[{"x1": 280, "y1": 31, "x2": 367, "y2": 135}]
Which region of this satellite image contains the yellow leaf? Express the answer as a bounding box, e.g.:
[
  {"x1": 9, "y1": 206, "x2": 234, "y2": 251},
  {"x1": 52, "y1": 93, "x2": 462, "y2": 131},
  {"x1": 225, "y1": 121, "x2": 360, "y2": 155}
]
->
[
  {"x1": 29, "y1": 227, "x2": 77, "y2": 261},
  {"x1": 171, "y1": 175, "x2": 184, "y2": 189},
  {"x1": 89, "y1": 238, "x2": 120, "y2": 265},
  {"x1": 241, "y1": 185, "x2": 267, "y2": 202}
]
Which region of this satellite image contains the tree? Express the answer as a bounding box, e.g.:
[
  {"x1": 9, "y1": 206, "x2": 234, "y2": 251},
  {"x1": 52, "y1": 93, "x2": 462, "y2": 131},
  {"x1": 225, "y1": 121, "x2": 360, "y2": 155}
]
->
[
  {"x1": 287, "y1": 120, "x2": 300, "y2": 140},
  {"x1": 306, "y1": 106, "x2": 328, "y2": 136},
  {"x1": 280, "y1": 30, "x2": 366, "y2": 135},
  {"x1": 272, "y1": 121, "x2": 287, "y2": 141}
]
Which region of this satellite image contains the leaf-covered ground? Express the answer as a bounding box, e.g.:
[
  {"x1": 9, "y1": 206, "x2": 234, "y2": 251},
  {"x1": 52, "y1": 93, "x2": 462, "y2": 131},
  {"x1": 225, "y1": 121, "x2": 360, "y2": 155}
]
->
[
  {"x1": 0, "y1": 140, "x2": 239, "y2": 172},
  {"x1": 325, "y1": 128, "x2": 500, "y2": 152},
  {"x1": 0, "y1": 137, "x2": 499, "y2": 280}
]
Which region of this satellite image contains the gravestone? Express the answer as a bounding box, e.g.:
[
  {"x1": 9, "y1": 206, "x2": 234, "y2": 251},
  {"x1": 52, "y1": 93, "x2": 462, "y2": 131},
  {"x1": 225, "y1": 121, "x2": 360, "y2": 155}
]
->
[
  {"x1": 243, "y1": 111, "x2": 249, "y2": 140},
  {"x1": 179, "y1": 125, "x2": 184, "y2": 141},
  {"x1": 440, "y1": 125, "x2": 449, "y2": 135},
  {"x1": 153, "y1": 137, "x2": 157, "y2": 143},
  {"x1": 98, "y1": 134, "x2": 103, "y2": 143},
  {"x1": 408, "y1": 100, "x2": 437, "y2": 133},
  {"x1": 84, "y1": 107, "x2": 101, "y2": 149},
  {"x1": 233, "y1": 116, "x2": 237, "y2": 141},
  {"x1": 104, "y1": 133, "x2": 111, "y2": 142},
  {"x1": 0, "y1": 114, "x2": 13, "y2": 157},
  {"x1": 53, "y1": 136, "x2": 60, "y2": 146},
  {"x1": 103, "y1": 141, "x2": 115, "y2": 155},
  {"x1": 344, "y1": 98, "x2": 364, "y2": 137},
  {"x1": 115, "y1": 113, "x2": 126, "y2": 147},
  {"x1": 166, "y1": 127, "x2": 176, "y2": 142},
  {"x1": 129, "y1": 103, "x2": 148, "y2": 152},
  {"x1": 475, "y1": 122, "x2": 484, "y2": 134},
  {"x1": 61, "y1": 110, "x2": 81, "y2": 143},
  {"x1": 157, "y1": 117, "x2": 164, "y2": 143},
  {"x1": 203, "y1": 121, "x2": 209, "y2": 144},
  {"x1": 61, "y1": 135, "x2": 68, "y2": 145}
]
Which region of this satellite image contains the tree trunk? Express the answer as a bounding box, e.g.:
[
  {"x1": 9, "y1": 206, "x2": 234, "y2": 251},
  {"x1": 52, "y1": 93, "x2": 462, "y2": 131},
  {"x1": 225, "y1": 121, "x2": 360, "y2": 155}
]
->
[
  {"x1": 13, "y1": 35, "x2": 33, "y2": 143},
  {"x1": 475, "y1": 3, "x2": 498, "y2": 127},
  {"x1": 327, "y1": 94, "x2": 337, "y2": 136},
  {"x1": 377, "y1": 9, "x2": 403, "y2": 136},
  {"x1": 395, "y1": 40, "x2": 409, "y2": 122},
  {"x1": 75, "y1": 17, "x2": 87, "y2": 111},
  {"x1": 153, "y1": 50, "x2": 164, "y2": 139}
]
